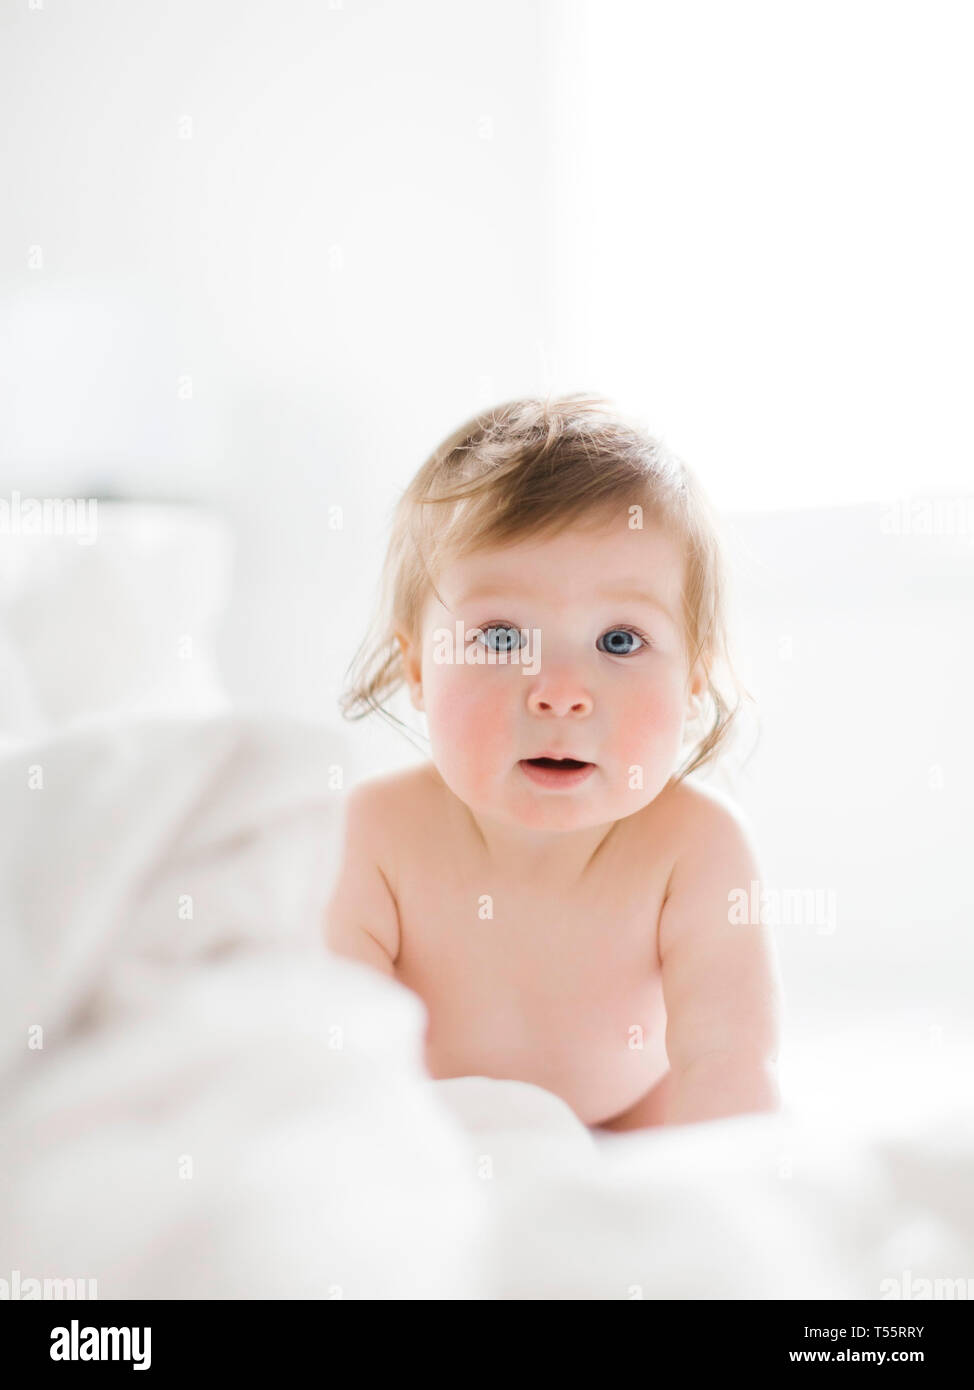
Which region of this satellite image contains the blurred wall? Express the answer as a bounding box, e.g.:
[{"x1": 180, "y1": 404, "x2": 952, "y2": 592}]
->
[
  {"x1": 547, "y1": 0, "x2": 974, "y2": 512},
  {"x1": 0, "y1": 0, "x2": 558, "y2": 729},
  {"x1": 720, "y1": 503, "x2": 974, "y2": 1035}
]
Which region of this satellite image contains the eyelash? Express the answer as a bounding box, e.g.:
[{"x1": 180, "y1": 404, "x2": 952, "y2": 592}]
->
[{"x1": 471, "y1": 621, "x2": 654, "y2": 654}]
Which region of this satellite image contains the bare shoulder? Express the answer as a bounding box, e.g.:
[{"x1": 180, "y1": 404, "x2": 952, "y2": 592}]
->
[
  {"x1": 654, "y1": 776, "x2": 782, "y2": 1072},
  {"x1": 345, "y1": 759, "x2": 443, "y2": 819},
  {"x1": 340, "y1": 761, "x2": 446, "y2": 875},
  {"x1": 325, "y1": 763, "x2": 441, "y2": 973},
  {"x1": 656, "y1": 775, "x2": 759, "y2": 866},
  {"x1": 653, "y1": 775, "x2": 766, "y2": 960}
]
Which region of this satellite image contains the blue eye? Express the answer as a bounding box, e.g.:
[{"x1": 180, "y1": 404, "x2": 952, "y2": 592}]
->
[
  {"x1": 476, "y1": 624, "x2": 524, "y2": 652},
  {"x1": 597, "y1": 627, "x2": 647, "y2": 656}
]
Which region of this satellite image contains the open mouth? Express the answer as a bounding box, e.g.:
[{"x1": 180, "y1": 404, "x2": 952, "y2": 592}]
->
[
  {"x1": 517, "y1": 756, "x2": 596, "y2": 789},
  {"x1": 525, "y1": 756, "x2": 590, "y2": 770}
]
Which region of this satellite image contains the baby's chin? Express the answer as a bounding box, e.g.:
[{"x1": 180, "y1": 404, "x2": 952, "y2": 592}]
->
[
  {"x1": 503, "y1": 800, "x2": 616, "y2": 834},
  {"x1": 451, "y1": 766, "x2": 660, "y2": 832},
  {"x1": 505, "y1": 788, "x2": 658, "y2": 832}
]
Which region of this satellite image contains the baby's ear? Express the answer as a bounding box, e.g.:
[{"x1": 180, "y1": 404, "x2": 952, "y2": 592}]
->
[
  {"x1": 686, "y1": 660, "x2": 707, "y2": 720},
  {"x1": 395, "y1": 629, "x2": 424, "y2": 712}
]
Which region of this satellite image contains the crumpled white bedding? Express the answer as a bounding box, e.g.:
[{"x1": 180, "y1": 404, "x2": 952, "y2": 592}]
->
[{"x1": 1, "y1": 714, "x2": 972, "y2": 1300}]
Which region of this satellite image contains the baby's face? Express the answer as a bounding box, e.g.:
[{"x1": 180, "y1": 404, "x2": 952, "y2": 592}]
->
[{"x1": 399, "y1": 513, "x2": 704, "y2": 832}]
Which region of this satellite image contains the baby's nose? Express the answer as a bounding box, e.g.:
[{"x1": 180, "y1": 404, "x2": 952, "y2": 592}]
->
[{"x1": 526, "y1": 677, "x2": 593, "y2": 718}]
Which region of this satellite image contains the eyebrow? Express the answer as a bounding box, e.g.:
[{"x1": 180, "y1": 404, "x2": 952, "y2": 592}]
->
[{"x1": 452, "y1": 583, "x2": 679, "y2": 626}]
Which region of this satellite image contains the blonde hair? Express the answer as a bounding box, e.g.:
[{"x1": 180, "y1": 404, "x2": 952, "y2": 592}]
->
[{"x1": 340, "y1": 393, "x2": 746, "y2": 780}]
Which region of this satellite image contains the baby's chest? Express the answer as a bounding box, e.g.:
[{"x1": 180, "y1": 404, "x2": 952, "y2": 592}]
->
[{"x1": 394, "y1": 876, "x2": 669, "y2": 1096}]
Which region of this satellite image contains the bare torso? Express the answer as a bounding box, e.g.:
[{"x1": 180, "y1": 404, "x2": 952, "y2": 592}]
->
[{"x1": 371, "y1": 761, "x2": 686, "y2": 1127}]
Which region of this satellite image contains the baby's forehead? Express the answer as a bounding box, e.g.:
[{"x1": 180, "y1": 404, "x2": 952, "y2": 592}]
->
[
  {"x1": 431, "y1": 516, "x2": 686, "y2": 612},
  {"x1": 444, "y1": 513, "x2": 683, "y2": 576}
]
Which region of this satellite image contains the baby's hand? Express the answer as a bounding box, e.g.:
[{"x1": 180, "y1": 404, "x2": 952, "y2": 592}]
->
[{"x1": 657, "y1": 791, "x2": 783, "y2": 1126}]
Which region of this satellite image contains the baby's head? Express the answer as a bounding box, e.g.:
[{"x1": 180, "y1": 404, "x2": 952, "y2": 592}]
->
[{"x1": 341, "y1": 394, "x2": 743, "y2": 831}]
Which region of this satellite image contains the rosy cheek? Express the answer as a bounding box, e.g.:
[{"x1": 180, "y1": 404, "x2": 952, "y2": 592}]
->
[
  {"x1": 614, "y1": 679, "x2": 684, "y2": 756},
  {"x1": 425, "y1": 669, "x2": 514, "y2": 786}
]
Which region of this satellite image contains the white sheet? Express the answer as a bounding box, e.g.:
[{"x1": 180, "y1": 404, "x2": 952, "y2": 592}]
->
[{"x1": 1, "y1": 715, "x2": 971, "y2": 1299}]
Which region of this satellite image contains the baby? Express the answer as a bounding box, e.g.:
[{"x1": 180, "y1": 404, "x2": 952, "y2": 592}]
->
[{"x1": 325, "y1": 395, "x2": 783, "y2": 1131}]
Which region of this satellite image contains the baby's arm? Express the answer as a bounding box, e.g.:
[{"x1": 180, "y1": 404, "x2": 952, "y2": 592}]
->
[
  {"x1": 323, "y1": 784, "x2": 400, "y2": 978},
  {"x1": 658, "y1": 793, "x2": 783, "y2": 1126}
]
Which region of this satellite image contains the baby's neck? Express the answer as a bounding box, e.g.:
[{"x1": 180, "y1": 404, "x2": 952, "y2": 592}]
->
[{"x1": 461, "y1": 803, "x2": 619, "y2": 889}]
